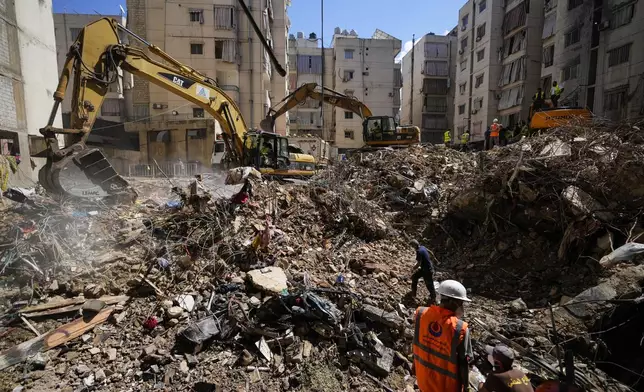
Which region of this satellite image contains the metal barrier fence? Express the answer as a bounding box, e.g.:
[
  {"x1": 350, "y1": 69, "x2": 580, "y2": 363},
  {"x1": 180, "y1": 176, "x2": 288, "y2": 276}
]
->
[{"x1": 128, "y1": 162, "x2": 200, "y2": 178}]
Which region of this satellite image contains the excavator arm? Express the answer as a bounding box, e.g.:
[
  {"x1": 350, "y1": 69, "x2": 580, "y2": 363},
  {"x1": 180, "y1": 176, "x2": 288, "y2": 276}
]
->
[
  {"x1": 40, "y1": 14, "x2": 294, "y2": 199},
  {"x1": 260, "y1": 83, "x2": 373, "y2": 132}
]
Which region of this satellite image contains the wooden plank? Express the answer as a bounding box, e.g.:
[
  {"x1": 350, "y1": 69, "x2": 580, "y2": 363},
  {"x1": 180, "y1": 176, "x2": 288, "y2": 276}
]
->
[
  {"x1": 0, "y1": 307, "x2": 114, "y2": 371},
  {"x1": 20, "y1": 295, "x2": 128, "y2": 317}
]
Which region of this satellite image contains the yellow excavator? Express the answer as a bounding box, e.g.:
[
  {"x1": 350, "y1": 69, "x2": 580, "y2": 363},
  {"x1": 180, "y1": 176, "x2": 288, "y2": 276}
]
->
[
  {"x1": 260, "y1": 83, "x2": 420, "y2": 149},
  {"x1": 38, "y1": 15, "x2": 316, "y2": 199}
]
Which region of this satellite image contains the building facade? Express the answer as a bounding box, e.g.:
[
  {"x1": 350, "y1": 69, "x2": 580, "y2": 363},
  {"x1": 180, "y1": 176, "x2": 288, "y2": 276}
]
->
[
  {"x1": 542, "y1": 0, "x2": 644, "y2": 121},
  {"x1": 455, "y1": 0, "x2": 545, "y2": 141},
  {"x1": 125, "y1": 0, "x2": 290, "y2": 169},
  {"x1": 401, "y1": 31, "x2": 457, "y2": 144},
  {"x1": 332, "y1": 28, "x2": 402, "y2": 151},
  {"x1": 1, "y1": 0, "x2": 62, "y2": 187},
  {"x1": 286, "y1": 32, "x2": 334, "y2": 139}
]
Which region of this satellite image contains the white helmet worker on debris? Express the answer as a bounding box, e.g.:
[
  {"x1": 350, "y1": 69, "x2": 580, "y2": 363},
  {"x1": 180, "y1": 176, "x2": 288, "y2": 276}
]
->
[{"x1": 412, "y1": 279, "x2": 473, "y2": 392}]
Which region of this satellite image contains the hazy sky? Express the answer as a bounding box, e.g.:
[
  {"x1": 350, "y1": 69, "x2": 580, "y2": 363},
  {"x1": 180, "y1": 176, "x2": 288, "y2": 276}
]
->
[{"x1": 52, "y1": 0, "x2": 461, "y2": 61}]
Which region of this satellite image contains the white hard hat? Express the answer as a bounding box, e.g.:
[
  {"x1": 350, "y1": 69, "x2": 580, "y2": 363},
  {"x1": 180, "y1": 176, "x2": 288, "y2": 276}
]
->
[
  {"x1": 493, "y1": 119, "x2": 499, "y2": 123},
  {"x1": 437, "y1": 280, "x2": 471, "y2": 302}
]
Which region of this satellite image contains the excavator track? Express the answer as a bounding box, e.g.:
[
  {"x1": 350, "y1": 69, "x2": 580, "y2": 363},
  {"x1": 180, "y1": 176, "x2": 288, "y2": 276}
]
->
[{"x1": 39, "y1": 147, "x2": 137, "y2": 202}]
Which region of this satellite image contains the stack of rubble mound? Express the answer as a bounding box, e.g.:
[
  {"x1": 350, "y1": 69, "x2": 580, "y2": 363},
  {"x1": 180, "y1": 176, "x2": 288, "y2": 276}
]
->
[{"x1": 0, "y1": 123, "x2": 642, "y2": 391}]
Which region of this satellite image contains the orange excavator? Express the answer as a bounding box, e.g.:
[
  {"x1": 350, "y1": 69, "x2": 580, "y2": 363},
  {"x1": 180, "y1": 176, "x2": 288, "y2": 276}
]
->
[{"x1": 261, "y1": 83, "x2": 420, "y2": 149}]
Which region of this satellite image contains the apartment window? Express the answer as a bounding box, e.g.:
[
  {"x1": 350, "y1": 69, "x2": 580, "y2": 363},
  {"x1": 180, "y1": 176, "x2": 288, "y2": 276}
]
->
[
  {"x1": 543, "y1": 45, "x2": 554, "y2": 68},
  {"x1": 460, "y1": 59, "x2": 468, "y2": 71},
  {"x1": 475, "y1": 73, "x2": 484, "y2": 87},
  {"x1": 344, "y1": 50, "x2": 354, "y2": 59},
  {"x1": 564, "y1": 27, "x2": 580, "y2": 47},
  {"x1": 187, "y1": 129, "x2": 207, "y2": 139},
  {"x1": 214, "y1": 40, "x2": 237, "y2": 62},
  {"x1": 462, "y1": 14, "x2": 469, "y2": 28},
  {"x1": 477, "y1": 49, "x2": 485, "y2": 62},
  {"x1": 479, "y1": 0, "x2": 487, "y2": 13},
  {"x1": 344, "y1": 111, "x2": 353, "y2": 119},
  {"x1": 562, "y1": 57, "x2": 580, "y2": 81},
  {"x1": 611, "y1": 4, "x2": 635, "y2": 28},
  {"x1": 189, "y1": 9, "x2": 204, "y2": 23},
  {"x1": 459, "y1": 83, "x2": 467, "y2": 95},
  {"x1": 424, "y1": 97, "x2": 448, "y2": 112},
  {"x1": 458, "y1": 104, "x2": 466, "y2": 115},
  {"x1": 461, "y1": 38, "x2": 468, "y2": 51},
  {"x1": 214, "y1": 6, "x2": 236, "y2": 29},
  {"x1": 608, "y1": 43, "x2": 631, "y2": 67},
  {"x1": 344, "y1": 130, "x2": 355, "y2": 139},
  {"x1": 190, "y1": 43, "x2": 204, "y2": 55},
  {"x1": 476, "y1": 23, "x2": 486, "y2": 39},
  {"x1": 343, "y1": 70, "x2": 354, "y2": 81},
  {"x1": 604, "y1": 89, "x2": 626, "y2": 111},
  {"x1": 193, "y1": 108, "x2": 205, "y2": 118},
  {"x1": 503, "y1": 3, "x2": 527, "y2": 35},
  {"x1": 70, "y1": 28, "x2": 82, "y2": 41},
  {"x1": 473, "y1": 97, "x2": 484, "y2": 110},
  {"x1": 568, "y1": 0, "x2": 583, "y2": 10},
  {"x1": 423, "y1": 78, "x2": 449, "y2": 94}
]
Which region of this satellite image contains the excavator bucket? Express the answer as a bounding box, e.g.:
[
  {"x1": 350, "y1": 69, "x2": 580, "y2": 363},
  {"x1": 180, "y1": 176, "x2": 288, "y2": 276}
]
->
[
  {"x1": 38, "y1": 147, "x2": 136, "y2": 201},
  {"x1": 259, "y1": 116, "x2": 275, "y2": 133}
]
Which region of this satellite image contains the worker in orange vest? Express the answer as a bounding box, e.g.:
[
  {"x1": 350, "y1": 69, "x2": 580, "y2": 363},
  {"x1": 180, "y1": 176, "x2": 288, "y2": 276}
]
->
[
  {"x1": 490, "y1": 119, "x2": 501, "y2": 148},
  {"x1": 413, "y1": 280, "x2": 472, "y2": 392}
]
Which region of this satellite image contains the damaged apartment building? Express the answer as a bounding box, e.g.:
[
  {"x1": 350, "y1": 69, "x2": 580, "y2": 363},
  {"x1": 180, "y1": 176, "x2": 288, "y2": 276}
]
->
[
  {"x1": 455, "y1": 0, "x2": 644, "y2": 143},
  {"x1": 541, "y1": 0, "x2": 644, "y2": 121},
  {"x1": 401, "y1": 31, "x2": 458, "y2": 144},
  {"x1": 455, "y1": 0, "x2": 545, "y2": 142},
  {"x1": 0, "y1": 0, "x2": 62, "y2": 186},
  {"x1": 125, "y1": 0, "x2": 290, "y2": 172},
  {"x1": 287, "y1": 28, "x2": 402, "y2": 152}
]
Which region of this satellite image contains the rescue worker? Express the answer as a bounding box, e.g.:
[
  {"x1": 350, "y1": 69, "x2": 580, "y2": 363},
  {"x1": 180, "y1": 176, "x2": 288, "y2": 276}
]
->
[
  {"x1": 484, "y1": 126, "x2": 491, "y2": 150},
  {"x1": 532, "y1": 88, "x2": 546, "y2": 111},
  {"x1": 460, "y1": 129, "x2": 470, "y2": 151},
  {"x1": 444, "y1": 129, "x2": 452, "y2": 146},
  {"x1": 490, "y1": 119, "x2": 501, "y2": 148},
  {"x1": 550, "y1": 81, "x2": 563, "y2": 108},
  {"x1": 409, "y1": 240, "x2": 437, "y2": 303},
  {"x1": 413, "y1": 280, "x2": 472, "y2": 392},
  {"x1": 478, "y1": 344, "x2": 534, "y2": 392},
  {"x1": 520, "y1": 122, "x2": 530, "y2": 138}
]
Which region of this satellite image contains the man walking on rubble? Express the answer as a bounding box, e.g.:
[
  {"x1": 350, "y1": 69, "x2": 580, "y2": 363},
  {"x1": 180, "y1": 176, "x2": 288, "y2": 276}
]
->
[
  {"x1": 409, "y1": 240, "x2": 437, "y2": 304},
  {"x1": 478, "y1": 344, "x2": 534, "y2": 392},
  {"x1": 413, "y1": 280, "x2": 472, "y2": 392},
  {"x1": 490, "y1": 119, "x2": 501, "y2": 148}
]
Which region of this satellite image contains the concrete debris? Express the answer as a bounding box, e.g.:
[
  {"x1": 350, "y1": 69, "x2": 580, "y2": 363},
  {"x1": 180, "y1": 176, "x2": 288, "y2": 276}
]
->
[
  {"x1": 1, "y1": 125, "x2": 643, "y2": 391},
  {"x1": 247, "y1": 267, "x2": 288, "y2": 294}
]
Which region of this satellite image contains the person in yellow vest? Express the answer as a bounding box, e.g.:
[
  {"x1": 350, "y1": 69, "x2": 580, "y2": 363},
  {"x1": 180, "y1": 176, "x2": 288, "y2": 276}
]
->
[
  {"x1": 550, "y1": 81, "x2": 563, "y2": 108},
  {"x1": 460, "y1": 130, "x2": 470, "y2": 151},
  {"x1": 444, "y1": 129, "x2": 452, "y2": 145},
  {"x1": 413, "y1": 280, "x2": 473, "y2": 392}
]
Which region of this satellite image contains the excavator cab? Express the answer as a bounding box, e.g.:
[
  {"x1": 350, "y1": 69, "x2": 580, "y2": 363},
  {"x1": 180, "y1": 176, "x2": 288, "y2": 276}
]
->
[{"x1": 362, "y1": 116, "x2": 420, "y2": 147}]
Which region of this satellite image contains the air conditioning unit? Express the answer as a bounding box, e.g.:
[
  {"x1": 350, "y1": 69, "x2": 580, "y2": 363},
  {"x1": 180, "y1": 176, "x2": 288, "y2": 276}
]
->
[
  {"x1": 388, "y1": 92, "x2": 394, "y2": 97},
  {"x1": 471, "y1": 109, "x2": 478, "y2": 114},
  {"x1": 152, "y1": 103, "x2": 166, "y2": 110},
  {"x1": 598, "y1": 20, "x2": 610, "y2": 31},
  {"x1": 458, "y1": 49, "x2": 464, "y2": 55},
  {"x1": 420, "y1": 69, "x2": 425, "y2": 74},
  {"x1": 461, "y1": 25, "x2": 467, "y2": 31},
  {"x1": 476, "y1": 36, "x2": 482, "y2": 42}
]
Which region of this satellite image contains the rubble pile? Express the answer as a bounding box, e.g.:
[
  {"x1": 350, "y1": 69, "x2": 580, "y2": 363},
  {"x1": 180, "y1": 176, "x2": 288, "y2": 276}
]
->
[{"x1": 0, "y1": 124, "x2": 643, "y2": 391}]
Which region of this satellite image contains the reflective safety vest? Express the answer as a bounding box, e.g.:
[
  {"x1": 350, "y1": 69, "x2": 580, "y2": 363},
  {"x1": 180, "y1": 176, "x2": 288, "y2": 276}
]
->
[
  {"x1": 533, "y1": 91, "x2": 545, "y2": 101},
  {"x1": 553, "y1": 85, "x2": 562, "y2": 96},
  {"x1": 413, "y1": 305, "x2": 468, "y2": 392},
  {"x1": 460, "y1": 132, "x2": 470, "y2": 144},
  {"x1": 490, "y1": 123, "x2": 500, "y2": 137},
  {"x1": 444, "y1": 130, "x2": 452, "y2": 143}
]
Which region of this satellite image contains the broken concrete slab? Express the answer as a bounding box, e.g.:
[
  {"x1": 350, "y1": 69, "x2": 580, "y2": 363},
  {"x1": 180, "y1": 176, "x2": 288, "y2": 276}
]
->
[
  {"x1": 247, "y1": 267, "x2": 288, "y2": 294},
  {"x1": 361, "y1": 304, "x2": 404, "y2": 330},
  {"x1": 562, "y1": 283, "x2": 616, "y2": 319}
]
